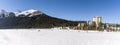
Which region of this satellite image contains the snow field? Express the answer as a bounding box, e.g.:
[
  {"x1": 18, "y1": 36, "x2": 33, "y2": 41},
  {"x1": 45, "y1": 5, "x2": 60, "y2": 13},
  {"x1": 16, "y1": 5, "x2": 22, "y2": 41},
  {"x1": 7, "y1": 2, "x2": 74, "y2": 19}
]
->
[{"x1": 0, "y1": 29, "x2": 120, "y2": 45}]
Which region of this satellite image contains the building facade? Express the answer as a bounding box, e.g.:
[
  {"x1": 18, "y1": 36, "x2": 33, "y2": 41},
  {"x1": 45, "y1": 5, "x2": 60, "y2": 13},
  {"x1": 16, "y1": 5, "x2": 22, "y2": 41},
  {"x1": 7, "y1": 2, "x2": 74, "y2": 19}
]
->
[{"x1": 92, "y1": 16, "x2": 102, "y2": 27}]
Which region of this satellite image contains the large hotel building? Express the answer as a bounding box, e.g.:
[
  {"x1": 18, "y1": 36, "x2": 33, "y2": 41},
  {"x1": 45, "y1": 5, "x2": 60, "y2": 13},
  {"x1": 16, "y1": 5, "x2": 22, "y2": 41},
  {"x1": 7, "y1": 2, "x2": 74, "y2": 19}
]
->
[{"x1": 92, "y1": 16, "x2": 102, "y2": 27}]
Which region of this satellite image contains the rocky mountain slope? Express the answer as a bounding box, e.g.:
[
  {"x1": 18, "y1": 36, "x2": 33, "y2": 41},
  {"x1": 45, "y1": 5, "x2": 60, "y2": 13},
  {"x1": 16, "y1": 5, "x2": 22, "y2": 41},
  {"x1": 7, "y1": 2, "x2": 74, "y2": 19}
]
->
[{"x1": 0, "y1": 9, "x2": 86, "y2": 29}]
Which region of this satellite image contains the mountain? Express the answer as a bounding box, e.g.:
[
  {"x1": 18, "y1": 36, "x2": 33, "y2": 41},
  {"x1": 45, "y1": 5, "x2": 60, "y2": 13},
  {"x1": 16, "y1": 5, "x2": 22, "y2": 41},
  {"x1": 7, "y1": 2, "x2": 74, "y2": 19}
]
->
[
  {"x1": 15, "y1": 9, "x2": 43, "y2": 17},
  {"x1": 0, "y1": 9, "x2": 43, "y2": 18},
  {"x1": 0, "y1": 10, "x2": 16, "y2": 18},
  {"x1": 0, "y1": 9, "x2": 86, "y2": 29}
]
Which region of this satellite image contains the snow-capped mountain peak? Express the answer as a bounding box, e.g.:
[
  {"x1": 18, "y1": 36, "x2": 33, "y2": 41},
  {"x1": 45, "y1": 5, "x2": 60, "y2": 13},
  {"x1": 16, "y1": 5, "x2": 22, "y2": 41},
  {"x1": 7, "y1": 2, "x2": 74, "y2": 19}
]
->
[
  {"x1": 16, "y1": 9, "x2": 43, "y2": 17},
  {"x1": 0, "y1": 9, "x2": 45, "y2": 18},
  {"x1": 26, "y1": 9, "x2": 39, "y2": 13}
]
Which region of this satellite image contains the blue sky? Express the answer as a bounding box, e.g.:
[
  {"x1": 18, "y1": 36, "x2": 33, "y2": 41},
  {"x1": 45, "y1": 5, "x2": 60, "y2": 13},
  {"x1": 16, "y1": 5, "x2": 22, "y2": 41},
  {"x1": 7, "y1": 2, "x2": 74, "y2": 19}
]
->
[{"x1": 0, "y1": 0, "x2": 120, "y2": 23}]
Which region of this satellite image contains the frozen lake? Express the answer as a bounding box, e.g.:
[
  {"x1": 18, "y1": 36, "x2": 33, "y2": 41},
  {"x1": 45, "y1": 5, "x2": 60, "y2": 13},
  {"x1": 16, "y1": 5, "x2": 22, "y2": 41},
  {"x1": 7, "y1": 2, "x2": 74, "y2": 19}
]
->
[{"x1": 0, "y1": 29, "x2": 120, "y2": 45}]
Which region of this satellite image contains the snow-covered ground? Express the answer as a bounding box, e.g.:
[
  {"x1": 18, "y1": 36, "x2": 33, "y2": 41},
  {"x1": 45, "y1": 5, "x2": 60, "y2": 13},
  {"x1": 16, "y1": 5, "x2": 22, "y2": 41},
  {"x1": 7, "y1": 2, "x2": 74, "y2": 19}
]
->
[{"x1": 0, "y1": 29, "x2": 120, "y2": 45}]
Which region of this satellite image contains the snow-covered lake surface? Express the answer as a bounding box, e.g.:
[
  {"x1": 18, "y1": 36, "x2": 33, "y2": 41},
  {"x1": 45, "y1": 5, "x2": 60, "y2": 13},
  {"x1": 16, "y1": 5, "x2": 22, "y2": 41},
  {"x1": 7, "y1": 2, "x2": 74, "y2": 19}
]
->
[{"x1": 0, "y1": 29, "x2": 120, "y2": 45}]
